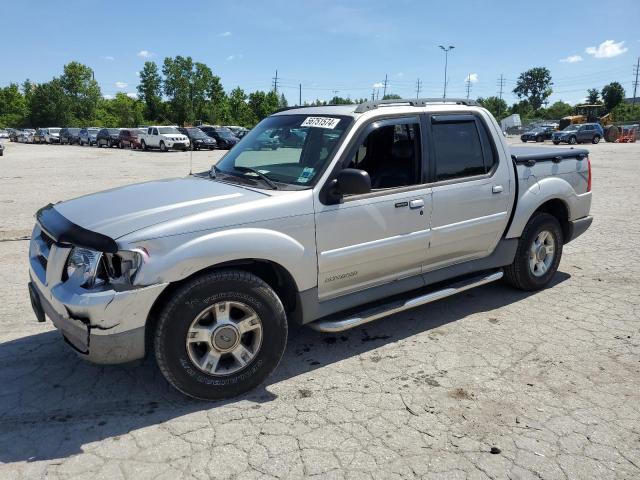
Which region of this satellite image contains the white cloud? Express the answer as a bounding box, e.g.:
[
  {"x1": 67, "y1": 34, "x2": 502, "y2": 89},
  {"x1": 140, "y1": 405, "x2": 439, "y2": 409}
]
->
[
  {"x1": 103, "y1": 94, "x2": 114, "y2": 100},
  {"x1": 372, "y1": 82, "x2": 384, "y2": 88},
  {"x1": 465, "y1": 73, "x2": 479, "y2": 84},
  {"x1": 226, "y1": 55, "x2": 235, "y2": 61},
  {"x1": 226, "y1": 54, "x2": 243, "y2": 61},
  {"x1": 115, "y1": 81, "x2": 128, "y2": 89},
  {"x1": 585, "y1": 40, "x2": 628, "y2": 58},
  {"x1": 137, "y1": 50, "x2": 153, "y2": 58},
  {"x1": 560, "y1": 54, "x2": 583, "y2": 63},
  {"x1": 218, "y1": 31, "x2": 232, "y2": 37},
  {"x1": 135, "y1": 71, "x2": 140, "y2": 77},
  {"x1": 103, "y1": 55, "x2": 115, "y2": 61},
  {"x1": 126, "y1": 92, "x2": 138, "y2": 99},
  {"x1": 396, "y1": 72, "x2": 404, "y2": 77}
]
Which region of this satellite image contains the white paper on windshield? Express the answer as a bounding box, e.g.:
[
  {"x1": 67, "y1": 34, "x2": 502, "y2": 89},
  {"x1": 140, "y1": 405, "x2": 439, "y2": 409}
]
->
[{"x1": 301, "y1": 117, "x2": 341, "y2": 129}]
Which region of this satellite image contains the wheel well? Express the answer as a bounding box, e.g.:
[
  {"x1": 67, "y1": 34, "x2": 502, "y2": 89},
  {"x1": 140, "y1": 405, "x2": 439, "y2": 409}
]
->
[
  {"x1": 145, "y1": 259, "x2": 299, "y2": 357},
  {"x1": 533, "y1": 199, "x2": 570, "y2": 241}
]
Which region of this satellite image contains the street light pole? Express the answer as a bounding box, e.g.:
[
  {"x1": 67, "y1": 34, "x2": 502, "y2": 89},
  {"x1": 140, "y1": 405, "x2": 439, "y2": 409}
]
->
[{"x1": 439, "y1": 45, "x2": 455, "y2": 99}]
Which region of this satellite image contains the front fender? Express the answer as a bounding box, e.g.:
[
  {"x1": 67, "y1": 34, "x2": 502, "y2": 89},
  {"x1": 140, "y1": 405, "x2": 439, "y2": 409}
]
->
[
  {"x1": 506, "y1": 176, "x2": 592, "y2": 239},
  {"x1": 133, "y1": 227, "x2": 315, "y2": 291}
]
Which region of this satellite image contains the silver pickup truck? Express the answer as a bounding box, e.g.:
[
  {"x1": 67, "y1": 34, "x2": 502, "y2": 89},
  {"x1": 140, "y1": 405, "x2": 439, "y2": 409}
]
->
[{"x1": 28, "y1": 98, "x2": 593, "y2": 400}]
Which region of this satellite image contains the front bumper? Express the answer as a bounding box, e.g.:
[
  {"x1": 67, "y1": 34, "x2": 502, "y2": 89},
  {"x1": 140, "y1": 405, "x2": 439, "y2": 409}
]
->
[{"x1": 28, "y1": 225, "x2": 168, "y2": 364}]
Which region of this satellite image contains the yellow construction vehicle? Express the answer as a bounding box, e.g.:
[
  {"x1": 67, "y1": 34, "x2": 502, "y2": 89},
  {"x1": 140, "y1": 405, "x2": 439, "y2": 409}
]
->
[{"x1": 559, "y1": 104, "x2": 619, "y2": 142}]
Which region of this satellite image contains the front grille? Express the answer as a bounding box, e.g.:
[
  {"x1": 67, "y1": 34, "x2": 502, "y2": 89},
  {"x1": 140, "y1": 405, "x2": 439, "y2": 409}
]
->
[
  {"x1": 37, "y1": 230, "x2": 56, "y2": 271},
  {"x1": 40, "y1": 231, "x2": 55, "y2": 250}
]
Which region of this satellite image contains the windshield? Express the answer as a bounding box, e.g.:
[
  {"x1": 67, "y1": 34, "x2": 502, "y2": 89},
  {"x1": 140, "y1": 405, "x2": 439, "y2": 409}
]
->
[
  {"x1": 214, "y1": 114, "x2": 352, "y2": 188},
  {"x1": 159, "y1": 127, "x2": 180, "y2": 134},
  {"x1": 108, "y1": 128, "x2": 120, "y2": 134},
  {"x1": 216, "y1": 128, "x2": 236, "y2": 139},
  {"x1": 88, "y1": 128, "x2": 99, "y2": 134},
  {"x1": 562, "y1": 126, "x2": 578, "y2": 132},
  {"x1": 50, "y1": 128, "x2": 61, "y2": 133},
  {"x1": 187, "y1": 128, "x2": 207, "y2": 138}
]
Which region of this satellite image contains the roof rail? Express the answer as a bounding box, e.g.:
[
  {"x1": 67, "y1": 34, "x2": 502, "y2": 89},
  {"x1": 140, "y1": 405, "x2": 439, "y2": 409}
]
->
[{"x1": 354, "y1": 97, "x2": 478, "y2": 113}]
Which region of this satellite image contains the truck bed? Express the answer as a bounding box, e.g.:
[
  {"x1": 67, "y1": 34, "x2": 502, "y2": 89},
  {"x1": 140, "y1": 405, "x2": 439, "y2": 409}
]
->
[{"x1": 509, "y1": 146, "x2": 588, "y2": 164}]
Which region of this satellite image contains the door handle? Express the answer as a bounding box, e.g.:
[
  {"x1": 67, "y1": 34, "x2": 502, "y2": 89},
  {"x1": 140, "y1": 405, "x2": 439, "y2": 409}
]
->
[
  {"x1": 492, "y1": 185, "x2": 503, "y2": 194},
  {"x1": 409, "y1": 199, "x2": 424, "y2": 209}
]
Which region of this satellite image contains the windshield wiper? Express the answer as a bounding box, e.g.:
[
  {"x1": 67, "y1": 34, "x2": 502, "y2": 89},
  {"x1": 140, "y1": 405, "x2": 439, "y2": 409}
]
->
[{"x1": 233, "y1": 166, "x2": 279, "y2": 190}]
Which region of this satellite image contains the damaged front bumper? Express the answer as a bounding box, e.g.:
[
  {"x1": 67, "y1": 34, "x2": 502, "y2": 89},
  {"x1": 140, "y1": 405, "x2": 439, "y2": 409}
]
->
[{"x1": 29, "y1": 224, "x2": 168, "y2": 364}]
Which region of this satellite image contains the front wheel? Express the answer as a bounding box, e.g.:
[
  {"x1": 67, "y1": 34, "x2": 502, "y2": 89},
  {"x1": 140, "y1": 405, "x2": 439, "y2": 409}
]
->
[
  {"x1": 160, "y1": 141, "x2": 167, "y2": 152},
  {"x1": 592, "y1": 135, "x2": 601, "y2": 144},
  {"x1": 536, "y1": 136, "x2": 543, "y2": 142},
  {"x1": 141, "y1": 140, "x2": 147, "y2": 151},
  {"x1": 504, "y1": 213, "x2": 563, "y2": 291},
  {"x1": 154, "y1": 270, "x2": 288, "y2": 400},
  {"x1": 552, "y1": 141, "x2": 560, "y2": 145},
  {"x1": 568, "y1": 136, "x2": 577, "y2": 145}
]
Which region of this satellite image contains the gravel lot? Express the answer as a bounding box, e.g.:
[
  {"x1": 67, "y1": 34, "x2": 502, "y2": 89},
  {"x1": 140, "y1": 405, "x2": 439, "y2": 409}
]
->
[{"x1": 1, "y1": 139, "x2": 639, "y2": 479}]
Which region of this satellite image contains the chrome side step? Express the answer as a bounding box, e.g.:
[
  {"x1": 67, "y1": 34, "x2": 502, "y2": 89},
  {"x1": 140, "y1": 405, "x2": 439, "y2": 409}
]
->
[{"x1": 308, "y1": 270, "x2": 503, "y2": 333}]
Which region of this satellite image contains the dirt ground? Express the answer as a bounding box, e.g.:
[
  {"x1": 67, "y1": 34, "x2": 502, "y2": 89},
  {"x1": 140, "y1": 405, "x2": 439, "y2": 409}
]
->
[{"x1": 0, "y1": 139, "x2": 638, "y2": 479}]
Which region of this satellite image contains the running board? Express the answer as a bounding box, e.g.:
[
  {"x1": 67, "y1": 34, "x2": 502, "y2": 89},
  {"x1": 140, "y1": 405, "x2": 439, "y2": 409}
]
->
[{"x1": 308, "y1": 270, "x2": 504, "y2": 333}]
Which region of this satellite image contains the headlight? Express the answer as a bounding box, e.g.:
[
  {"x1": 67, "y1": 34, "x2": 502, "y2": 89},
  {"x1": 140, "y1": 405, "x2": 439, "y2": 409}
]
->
[{"x1": 66, "y1": 248, "x2": 104, "y2": 287}]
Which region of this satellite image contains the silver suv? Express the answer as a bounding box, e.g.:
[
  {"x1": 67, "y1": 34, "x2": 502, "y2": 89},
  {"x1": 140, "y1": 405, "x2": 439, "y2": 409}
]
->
[{"x1": 28, "y1": 99, "x2": 593, "y2": 399}]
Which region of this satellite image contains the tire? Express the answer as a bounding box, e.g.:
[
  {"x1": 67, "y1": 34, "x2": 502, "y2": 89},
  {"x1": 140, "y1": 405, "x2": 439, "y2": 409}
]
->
[
  {"x1": 160, "y1": 141, "x2": 167, "y2": 152},
  {"x1": 141, "y1": 140, "x2": 147, "y2": 151},
  {"x1": 552, "y1": 141, "x2": 559, "y2": 145},
  {"x1": 592, "y1": 135, "x2": 600, "y2": 144},
  {"x1": 504, "y1": 213, "x2": 563, "y2": 291},
  {"x1": 536, "y1": 136, "x2": 542, "y2": 142},
  {"x1": 118, "y1": 141, "x2": 123, "y2": 149},
  {"x1": 107, "y1": 139, "x2": 112, "y2": 148},
  {"x1": 568, "y1": 136, "x2": 577, "y2": 145},
  {"x1": 154, "y1": 270, "x2": 288, "y2": 400}
]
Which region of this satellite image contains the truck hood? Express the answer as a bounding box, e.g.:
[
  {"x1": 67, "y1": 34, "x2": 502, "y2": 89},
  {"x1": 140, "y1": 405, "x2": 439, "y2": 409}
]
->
[{"x1": 52, "y1": 176, "x2": 268, "y2": 239}]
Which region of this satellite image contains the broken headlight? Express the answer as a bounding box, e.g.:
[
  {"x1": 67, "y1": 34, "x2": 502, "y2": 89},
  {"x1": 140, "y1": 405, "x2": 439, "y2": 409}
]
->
[
  {"x1": 66, "y1": 248, "x2": 104, "y2": 288},
  {"x1": 65, "y1": 248, "x2": 144, "y2": 288}
]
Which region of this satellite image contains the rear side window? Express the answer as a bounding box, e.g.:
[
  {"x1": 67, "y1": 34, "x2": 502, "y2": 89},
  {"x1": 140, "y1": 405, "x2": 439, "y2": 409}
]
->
[{"x1": 431, "y1": 116, "x2": 495, "y2": 181}]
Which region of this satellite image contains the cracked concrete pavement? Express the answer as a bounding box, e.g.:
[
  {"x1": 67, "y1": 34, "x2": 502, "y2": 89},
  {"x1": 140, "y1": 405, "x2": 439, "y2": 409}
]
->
[{"x1": 0, "y1": 139, "x2": 639, "y2": 479}]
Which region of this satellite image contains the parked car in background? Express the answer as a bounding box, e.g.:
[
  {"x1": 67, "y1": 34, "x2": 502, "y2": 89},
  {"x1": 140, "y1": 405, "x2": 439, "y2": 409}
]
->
[
  {"x1": 225, "y1": 126, "x2": 249, "y2": 139},
  {"x1": 79, "y1": 128, "x2": 99, "y2": 146},
  {"x1": 8, "y1": 129, "x2": 19, "y2": 142},
  {"x1": 178, "y1": 127, "x2": 217, "y2": 150},
  {"x1": 552, "y1": 123, "x2": 603, "y2": 145},
  {"x1": 60, "y1": 128, "x2": 81, "y2": 145},
  {"x1": 44, "y1": 127, "x2": 61, "y2": 144},
  {"x1": 200, "y1": 125, "x2": 239, "y2": 149},
  {"x1": 96, "y1": 128, "x2": 121, "y2": 148},
  {"x1": 19, "y1": 129, "x2": 36, "y2": 143},
  {"x1": 0, "y1": 129, "x2": 9, "y2": 139},
  {"x1": 33, "y1": 129, "x2": 47, "y2": 144},
  {"x1": 0, "y1": 141, "x2": 4, "y2": 156},
  {"x1": 139, "y1": 126, "x2": 190, "y2": 151},
  {"x1": 118, "y1": 129, "x2": 142, "y2": 149},
  {"x1": 520, "y1": 125, "x2": 555, "y2": 143}
]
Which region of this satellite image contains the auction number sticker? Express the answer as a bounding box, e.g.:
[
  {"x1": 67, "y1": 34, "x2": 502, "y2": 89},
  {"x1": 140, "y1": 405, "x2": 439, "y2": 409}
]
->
[{"x1": 301, "y1": 117, "x2": 341, "y2": 129}]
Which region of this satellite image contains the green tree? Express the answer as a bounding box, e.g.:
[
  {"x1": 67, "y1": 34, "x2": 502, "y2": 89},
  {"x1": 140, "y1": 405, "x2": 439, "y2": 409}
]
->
[
  {"x1": 510, "y1": 100, "x2": 534, "y2": 121},
  {"x1": 248, "y1": 91, "x2": 280, "y2": 122},
  {"x1": 104, "y1": 93, "x2": 145, "y2": 127},
  {"x1": 382, "y1": 94, "x2": 402, "y2": 100},
  {"x1": 586, "y1": 88, "x2": 600, "y2": 104},
  {"x1": 137, "y1": 61, "x2": 163, "y2": 121},
  {"x1": 477, "y1": 96, "x2": 508, "y2": 120},
  {"x1": 162, "y1": 56, "x2": 196, "y2": 124},
  {"x1": 228, "y1": 87, "x2": 253, "y2": 126},
  {"x1": 27, "y1": 79, "x2": 71, "y2": 127},
  {"x1": 328, "y1": 96, "x2": 353, "y2": 105},
  {"x1": 207, "y1": 75, "x2": 228, "y2": 124},
  {"x1": 59, "y1": 61, "x2": 101, "y2": 123},
  {"x1": 601, "y1": 82, "x2": 625, "y2": 112},
  {"x1": 513, "y1": 67, "x2": 553, "y2": 111},
  {"x1": 279, "y1": 93, "x2": 288, "y2": 108},
  {"x1": 543, "y1": 101, "x2": 573, "y2": 120},
  {"x1": 611, "y1": 102, "x2": 640, "y2": 122},
  {"x1": 0, "y1": 83, "x2": 27, "y2": 127}
]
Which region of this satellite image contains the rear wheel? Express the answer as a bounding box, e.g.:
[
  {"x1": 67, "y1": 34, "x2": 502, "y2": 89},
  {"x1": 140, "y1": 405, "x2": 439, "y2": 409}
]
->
[
  {"x1": 504, "y1": 213, "x2": 563, "y2": 291},
  {"x1": 536, "y1": 136, "x2": 543, "y2": 142},
  {"x1": 552, "y1": 141, "x2": 560, "y2": 145},
  {"x1": 154, "y1": 270, "x2": 288, "y2": 400}
]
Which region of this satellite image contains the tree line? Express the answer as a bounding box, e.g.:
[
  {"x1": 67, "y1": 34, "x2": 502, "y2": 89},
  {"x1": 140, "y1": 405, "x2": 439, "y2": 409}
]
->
[
  {"x1": 1, "y1": 62, "x2": 638, "y2": 129},
  {"x1": 477, "y1": 66, "x2": 639, "y2": 123}
]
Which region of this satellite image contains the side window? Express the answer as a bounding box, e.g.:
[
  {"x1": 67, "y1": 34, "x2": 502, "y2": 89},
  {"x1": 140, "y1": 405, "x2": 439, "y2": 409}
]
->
[
  {"x1": 345, "y1": 119, "x2": 421, "y2": 190},
  {"x1": 152, "y1": 128, "x2": 159, "y2": 135},
  {"x1": 431, "y1": 117, "x2": 495, "y2": 181}
]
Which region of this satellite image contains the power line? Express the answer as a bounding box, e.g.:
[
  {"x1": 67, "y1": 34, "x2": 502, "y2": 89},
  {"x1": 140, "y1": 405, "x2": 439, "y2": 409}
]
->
[{"x1": 633, "y1": 57, "x2": 639, "y2": 106}]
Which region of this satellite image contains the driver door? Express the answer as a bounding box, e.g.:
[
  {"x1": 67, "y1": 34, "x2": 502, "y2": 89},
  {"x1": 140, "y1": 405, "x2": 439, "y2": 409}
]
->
[{"x1": 314, "y1": 116, "x2": 431, "y2": 300}]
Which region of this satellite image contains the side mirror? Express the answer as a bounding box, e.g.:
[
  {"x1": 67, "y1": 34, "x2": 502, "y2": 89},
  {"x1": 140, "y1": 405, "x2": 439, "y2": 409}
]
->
[{"x1": 336, "y1": 168, "x2": 371, "y2": 195}]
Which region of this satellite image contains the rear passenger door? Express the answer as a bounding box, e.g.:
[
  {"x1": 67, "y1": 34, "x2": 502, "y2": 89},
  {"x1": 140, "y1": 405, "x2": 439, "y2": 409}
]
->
[{"x1": 425, "y1": 113, "x2": 511, "y2": 271}]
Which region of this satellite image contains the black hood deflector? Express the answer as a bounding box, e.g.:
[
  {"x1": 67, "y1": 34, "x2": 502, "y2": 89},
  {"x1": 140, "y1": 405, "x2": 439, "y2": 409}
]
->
[{"x1": 36, "y1": 204, "x2": 118, "y2": 253}]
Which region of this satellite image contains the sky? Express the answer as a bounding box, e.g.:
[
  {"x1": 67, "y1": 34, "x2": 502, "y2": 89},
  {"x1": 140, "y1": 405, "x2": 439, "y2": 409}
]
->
[{"x1": 1, "y1": 0, "x2": 639, "y2": 106}]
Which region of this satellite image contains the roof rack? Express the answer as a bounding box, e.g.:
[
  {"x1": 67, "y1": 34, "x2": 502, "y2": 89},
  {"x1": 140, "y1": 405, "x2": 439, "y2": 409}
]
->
[{"x1": 354, "y1": 98, "x2": 478, "y2": 113}]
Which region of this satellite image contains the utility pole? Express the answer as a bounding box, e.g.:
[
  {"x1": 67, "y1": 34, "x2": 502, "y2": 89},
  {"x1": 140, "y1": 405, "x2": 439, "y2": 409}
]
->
[
  {"x1": 371, "y1": 88, "x2": 375, "y2": 101},
  {"x1": 382, "y1": 74, "x2": 388, "y2": 99},
  {"x1": 633, "y1": 57, "x2": 640, "y2": 106},
  {"x1": 497, "y1": 74, "x2": 506, "y2": 117},
  {"x1": 272, "y1": 69, "x2": 279, "y2": 93},
  {"x1": 465, "y1": 75, "x2": 472, "y2": 99},
  {"x1": 439, "y1": 45, "x2": 455, "y2": 99},
  {"x1": 415, "y1": 78, "x2": 422, "y2": 98},
  {"x1": 299, "y1": 83, "x2": 302, "y2": 106}
]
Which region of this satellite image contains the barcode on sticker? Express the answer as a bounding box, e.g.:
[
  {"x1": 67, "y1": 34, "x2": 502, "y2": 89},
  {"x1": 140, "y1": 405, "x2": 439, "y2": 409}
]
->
[{"x1": 301, "y1": 117, "x2": 341, "y2": 129}]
